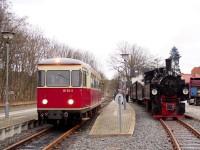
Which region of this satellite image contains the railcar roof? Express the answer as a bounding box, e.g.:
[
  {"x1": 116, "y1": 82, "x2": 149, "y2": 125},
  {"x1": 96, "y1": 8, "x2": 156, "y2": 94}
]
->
[
  {"x1": 38, "y1": 58, "x2": 87, "y2": 65},
  {"x1": 38, "y1": 58, "x2": 101, "y2": 78},
  {"x1": 38, "y1": 57, "x2": 92, "y2": 69}
]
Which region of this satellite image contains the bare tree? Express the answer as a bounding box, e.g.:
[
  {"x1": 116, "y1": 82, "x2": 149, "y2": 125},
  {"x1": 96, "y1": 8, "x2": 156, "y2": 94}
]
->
[
  {"x1": 0, "y1": 0, "x2": 105, "y2": 104},
  {"x1": 109, "y1": 42, "x2": 147, "y2": 80},
  {"x1": 109, "y1": 41, "x2": 163, "y2": 92}
]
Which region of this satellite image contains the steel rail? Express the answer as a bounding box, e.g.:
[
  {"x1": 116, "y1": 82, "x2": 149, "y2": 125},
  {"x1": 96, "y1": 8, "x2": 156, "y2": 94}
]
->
[
  {"x1": 159, "y1": 119, "x2": 181, "y2": 150},
  {"x1": 4, "y1": 127, "x2": 52, "y2": 150},
  {"x1": 177, "y1": 119, "x2": 200, "y2": 138},
  {"x1": 42, "y1": 122, "x2": 84, "y2": 150}
]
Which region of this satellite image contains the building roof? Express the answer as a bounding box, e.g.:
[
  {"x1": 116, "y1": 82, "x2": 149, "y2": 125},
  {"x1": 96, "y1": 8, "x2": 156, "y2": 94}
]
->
[
  {"x1": 181, "y1": 73, "x2": 200, "y2": 84},
  {"x1": 181, "y1": 74, "x2": 192, "y2": 83},
  {"x1": 191, "y1": 67, "x2": 200, "y2": 76}
]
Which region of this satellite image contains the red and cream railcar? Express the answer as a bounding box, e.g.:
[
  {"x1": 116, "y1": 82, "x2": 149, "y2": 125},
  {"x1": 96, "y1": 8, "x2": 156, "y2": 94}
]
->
[{"x1": 37, "y1": 58, "x2": 102, "y2": 122}]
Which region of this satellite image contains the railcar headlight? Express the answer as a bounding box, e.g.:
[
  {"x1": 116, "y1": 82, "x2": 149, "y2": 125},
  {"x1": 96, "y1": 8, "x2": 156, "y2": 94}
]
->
[
  {"x1": 67, "y1": 99, "x2": 74, "y2": 105},
  {"x1": 152, "y1": 89, "x2": 158, "y2": 95},
  {"x1": 42, "y1": 99, "x2": 48, "y2": 105},
  {"x1": 183, "y1": 88, "x2": 189, "y2": 95}
]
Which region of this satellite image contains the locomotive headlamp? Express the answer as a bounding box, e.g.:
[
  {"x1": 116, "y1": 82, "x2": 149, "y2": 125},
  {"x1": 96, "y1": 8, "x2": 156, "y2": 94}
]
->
[
  {"x1": 152, "y1": 89, "x2": 158, "y2": 95},
  {"x1": 42, "y1": 99, "x2": 48, "y2": 105},
  {"x1": 183, "y1": 88, "x2": 189, "y2": 95},
  {"x1": 68, "y1": 99, "x2": 74, "y2": 105}
]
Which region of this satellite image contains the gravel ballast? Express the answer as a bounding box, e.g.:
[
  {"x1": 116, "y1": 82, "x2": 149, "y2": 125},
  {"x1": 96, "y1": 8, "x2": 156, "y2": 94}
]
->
[
  {"x1": 183, "y1": 118, "x2": 200, "y2": 132},
  {"x1": 61, "y1": 103, "x2": 172, "y2": 150}
]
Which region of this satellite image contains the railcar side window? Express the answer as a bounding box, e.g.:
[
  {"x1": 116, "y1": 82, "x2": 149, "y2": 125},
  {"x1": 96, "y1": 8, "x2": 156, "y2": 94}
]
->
[
  {"x1": 91, "y1": 74, "x2": 94, "y2": 88},
  {"x1": 46, "y1": 70, "x2": 70, "y2": 87},
  {"x1": 83, "y1": 71, "x2": 87, "y2": 87},
  {"x1": 71, "y1": 70, "x2": 82, "y2": 87},
  {"x1": 97, "y1": 80, "x2": 99, "y2": 89},
  {"x1": 37, "y1": 70, "x2": 45, "y2": 87},
  {"x1": 94, "y1": 78, "x2": 96, "y2": 88}
]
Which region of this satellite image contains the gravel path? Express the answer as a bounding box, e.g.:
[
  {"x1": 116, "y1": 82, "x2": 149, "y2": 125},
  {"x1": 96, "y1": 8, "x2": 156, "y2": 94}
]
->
[{"x1": 61, "y1": 103, "x2": 172, "y2": 150}]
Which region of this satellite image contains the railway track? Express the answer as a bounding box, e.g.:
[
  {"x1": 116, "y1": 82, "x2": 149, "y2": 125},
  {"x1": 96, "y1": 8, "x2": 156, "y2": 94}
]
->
[
  {"x1": 42, "y1": 123, "x2": 83, "y2": 150},
  {"x1": 42, "y1": 99, "x2": 111, "y2": 150},
  {"x1": 101, "y1": 96, "x2": 112, "y2": 108},
  {"x1": 160, "y1": 119, "x2": 200, "y2": 150},
  {"x1": 4, "y1": 121, "x2": 85, "y2": 150},
  {"x1": 4, "y1": 127, "x2": 52, "y2": 150},
  {"x1": 4, "y1": 98, "x2": 110, "y2": 150}
]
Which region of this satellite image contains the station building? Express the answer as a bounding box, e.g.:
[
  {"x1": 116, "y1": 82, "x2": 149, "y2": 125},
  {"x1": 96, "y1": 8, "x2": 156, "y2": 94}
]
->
[{"x1": 181, "y1": 67, "x2": 200, "y2": 83}]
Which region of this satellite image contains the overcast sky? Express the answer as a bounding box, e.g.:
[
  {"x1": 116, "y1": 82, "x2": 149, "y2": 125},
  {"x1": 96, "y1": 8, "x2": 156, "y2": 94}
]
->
[{"x1": 11, "y1": 0, "x2": 200, "y2": 79}]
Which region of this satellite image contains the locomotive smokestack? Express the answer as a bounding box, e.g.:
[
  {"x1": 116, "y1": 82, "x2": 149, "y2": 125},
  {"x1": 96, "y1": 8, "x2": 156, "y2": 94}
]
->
[{"x1": 166, "y1": 58, "x2": 172, "y2": 72}]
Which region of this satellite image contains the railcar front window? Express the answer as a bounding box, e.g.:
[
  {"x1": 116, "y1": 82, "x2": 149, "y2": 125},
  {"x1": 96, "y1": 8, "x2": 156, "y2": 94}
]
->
[
  {"x1": 37, "y1": 70, "x2": 45, "y2": 87},
  {"x1": 46, "y1": 70, "x2": 70, "y2": 87},
  {"x1": 71, "y1": 70, "x2": 82, "y2": 87}
]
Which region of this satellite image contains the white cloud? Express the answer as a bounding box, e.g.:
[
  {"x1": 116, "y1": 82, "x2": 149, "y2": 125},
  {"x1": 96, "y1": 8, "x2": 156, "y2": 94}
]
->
[{"x1": 11, "y1": 0, "x2": 200, "y2": 78}]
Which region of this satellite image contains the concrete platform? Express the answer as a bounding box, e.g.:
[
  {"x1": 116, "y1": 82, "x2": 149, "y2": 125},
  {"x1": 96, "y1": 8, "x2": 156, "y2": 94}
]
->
[
  {"x1": 0, "y1": 104, "x2": 36, "y2": 113},
  {"x1": 0, "y1": 107, "x2": 37, "y2": 141},
  {"x1": 0, "y1": 108, "x2": 37, "y2": 128},
  {"x1": 90, "y1": 101, "x2": 135, "y2": 136}
]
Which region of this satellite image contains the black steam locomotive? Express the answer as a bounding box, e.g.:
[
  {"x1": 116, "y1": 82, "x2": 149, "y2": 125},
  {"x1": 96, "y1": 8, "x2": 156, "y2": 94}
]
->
[{"x1": 130, "y1": 59, "x2": 189, "y2": 118}]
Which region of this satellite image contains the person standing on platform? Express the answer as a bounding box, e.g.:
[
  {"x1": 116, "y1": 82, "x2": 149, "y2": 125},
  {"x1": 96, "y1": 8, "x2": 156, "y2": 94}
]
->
[
  {"x1": 114, "y1": 89, "x2": 124, "y2": 104},
  {"x1": 125, "y1": 89, "x2": 129, "y2": 103}
]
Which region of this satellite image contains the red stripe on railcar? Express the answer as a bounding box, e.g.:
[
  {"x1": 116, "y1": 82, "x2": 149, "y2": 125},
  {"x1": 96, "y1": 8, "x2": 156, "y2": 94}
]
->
[{"x1": 37, "y1": 88, "x2": 102, "y2": 109}]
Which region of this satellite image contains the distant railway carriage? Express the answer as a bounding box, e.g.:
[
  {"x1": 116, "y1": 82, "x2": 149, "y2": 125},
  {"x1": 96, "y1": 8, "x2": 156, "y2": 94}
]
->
[
  {"x1": 130, "y1": 80, "x2": 144, "y2": 103},
  {"x1": 37, "y1": 58, "x2": 102, "y2": 124}
]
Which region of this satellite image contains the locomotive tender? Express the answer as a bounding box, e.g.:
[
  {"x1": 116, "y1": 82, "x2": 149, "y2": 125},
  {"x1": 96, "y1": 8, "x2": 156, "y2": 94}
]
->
[
  {"x1": 37, "y1": 58, "x2": 102, "y2": 123},
  {"x1": 130, "y1": 59, "x2": 189, "y2": 118}
]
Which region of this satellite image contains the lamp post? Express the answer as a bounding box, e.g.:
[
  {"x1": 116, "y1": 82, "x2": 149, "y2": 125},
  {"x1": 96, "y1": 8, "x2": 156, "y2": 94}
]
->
[
  {"x1": 1, "y1": 31, "x2": 15, "y2": 118},
  {"x1": 120, "y1": 53, "x2": 129, "y2": 110}
]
